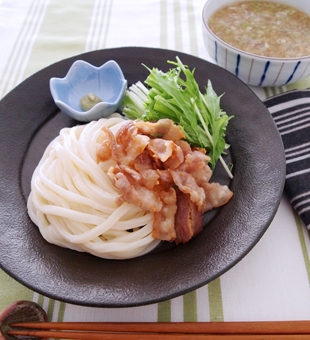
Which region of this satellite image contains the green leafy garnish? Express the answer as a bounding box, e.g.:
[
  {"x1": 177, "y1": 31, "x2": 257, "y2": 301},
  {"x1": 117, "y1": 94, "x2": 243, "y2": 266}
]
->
[{"x1": 122, "y1": 57, "x2": 233, "y2": 178}]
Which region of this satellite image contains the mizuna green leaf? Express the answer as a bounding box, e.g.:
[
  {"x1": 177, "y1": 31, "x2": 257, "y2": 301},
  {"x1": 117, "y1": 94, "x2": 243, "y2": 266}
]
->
[{"x1": 122, "y1": 57, "x2": 233, "y2": 178}]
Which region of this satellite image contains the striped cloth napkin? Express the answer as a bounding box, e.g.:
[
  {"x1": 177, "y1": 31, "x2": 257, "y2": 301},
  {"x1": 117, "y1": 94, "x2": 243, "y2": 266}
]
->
[{"x1": 264, "y1": 90, "x2": 310, "y2": 229}]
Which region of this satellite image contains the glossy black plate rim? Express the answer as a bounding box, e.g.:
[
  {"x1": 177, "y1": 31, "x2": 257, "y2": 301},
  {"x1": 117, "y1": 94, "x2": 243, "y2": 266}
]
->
[{"x1": 0, "y1": 47, "x2": 285, "y2": 307}]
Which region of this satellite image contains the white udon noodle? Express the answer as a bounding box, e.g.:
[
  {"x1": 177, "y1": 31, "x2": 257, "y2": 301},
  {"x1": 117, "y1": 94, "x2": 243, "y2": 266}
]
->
[{"x1": 27, "y1": 114, "x2": 161, "y2": 259}]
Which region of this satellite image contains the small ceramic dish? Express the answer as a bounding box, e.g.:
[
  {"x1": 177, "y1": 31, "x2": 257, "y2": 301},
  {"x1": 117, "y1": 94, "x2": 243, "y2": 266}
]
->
[{"x1": 50, "y1": 60, "x2": 127, "y2": 122}]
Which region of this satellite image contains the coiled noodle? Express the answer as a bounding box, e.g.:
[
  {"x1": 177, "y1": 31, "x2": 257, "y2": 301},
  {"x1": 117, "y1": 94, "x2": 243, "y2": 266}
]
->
[{"x1": 27, "y1": 115, "x2": 160, "y2": 259}]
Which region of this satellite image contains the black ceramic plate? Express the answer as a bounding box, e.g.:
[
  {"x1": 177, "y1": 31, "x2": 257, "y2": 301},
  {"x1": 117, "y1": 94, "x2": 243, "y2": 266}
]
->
[{"x1": 0, "y1": 47, "x2": 285, "y2": 307}]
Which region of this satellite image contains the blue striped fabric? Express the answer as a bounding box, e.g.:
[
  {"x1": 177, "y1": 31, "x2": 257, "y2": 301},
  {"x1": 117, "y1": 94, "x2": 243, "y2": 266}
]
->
[{"x1": 265, "y1": 90, "x2": 310, "y2": 229}]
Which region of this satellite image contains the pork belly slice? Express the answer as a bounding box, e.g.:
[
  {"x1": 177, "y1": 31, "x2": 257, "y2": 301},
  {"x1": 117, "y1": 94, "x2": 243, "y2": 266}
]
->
[
  {"x1": 147, "y1": 138, "x2": 184, "y2": 169},
  {"x1": 152, "y1": 187, "x2": 177, "y2": 242},
  {"x1": 96, "y1": 126, "x2": 115, "y2": 162},
  {"x1": 170, "y1": 169, "x2": 206, "y2": 211},
  {"x1": 175, "y1": 190, "x2": 203, "y2": 244},
  {"x1": 108, "y1": 166, "x2": 163, "y2": 212},
  {"x1": 202, "y1": 182, "x2": 233, "y2": 213},
  {"x1": 113, "y1": 120, "x2": 150, "y2": 165},
  {"x1": 134, "y1": 118, "x2": 185, "y2": 141}
]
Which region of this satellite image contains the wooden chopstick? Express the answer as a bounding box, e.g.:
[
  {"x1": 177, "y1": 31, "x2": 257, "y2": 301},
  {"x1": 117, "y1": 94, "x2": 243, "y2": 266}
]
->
[
  {"x1": 8, "y1": 321, "x2": 310, "y2": 339},
  {"x1": 6, "y1": 330, "x2": 310, "y2": 340},
  {"x1": 10, "y1": 320, "x2": 310, "y2": 334}
]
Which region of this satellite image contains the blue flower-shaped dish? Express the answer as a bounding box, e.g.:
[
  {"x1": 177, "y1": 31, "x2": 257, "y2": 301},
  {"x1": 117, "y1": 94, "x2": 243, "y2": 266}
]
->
[{"x1": 50, "y1": 60, "x2": 127, "y2": 122}]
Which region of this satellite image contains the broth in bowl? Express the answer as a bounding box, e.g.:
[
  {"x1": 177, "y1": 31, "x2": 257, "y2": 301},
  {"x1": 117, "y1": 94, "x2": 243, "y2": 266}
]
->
[
  {"x1": 208, "y1": 1, "x2": 310, "y2": 59},
  {"x1": 202, "y1": 0, "x2": 310, "y2": 86}
]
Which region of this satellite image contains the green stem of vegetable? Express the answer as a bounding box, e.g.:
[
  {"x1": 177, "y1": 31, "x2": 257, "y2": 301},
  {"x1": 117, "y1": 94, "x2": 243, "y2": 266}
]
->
[
  {"x1": 193, "y1": 100, "x2": 233, "y2": 179},
  {"x1": 192, "y1": 99, "x2": 214, "y2": 147},
  {"x1": 219, "y1": 155, "x2": 233, "y2": 179}
]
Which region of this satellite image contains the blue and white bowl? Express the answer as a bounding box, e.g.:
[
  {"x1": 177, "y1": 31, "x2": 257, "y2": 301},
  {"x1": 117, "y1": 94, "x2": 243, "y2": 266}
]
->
[
  {"x1": 50, "y1": 60, "x2": 127, "y2": 122},
  {"x1": 202, "y1": 0, "x2": 310, "y2": 87}
]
